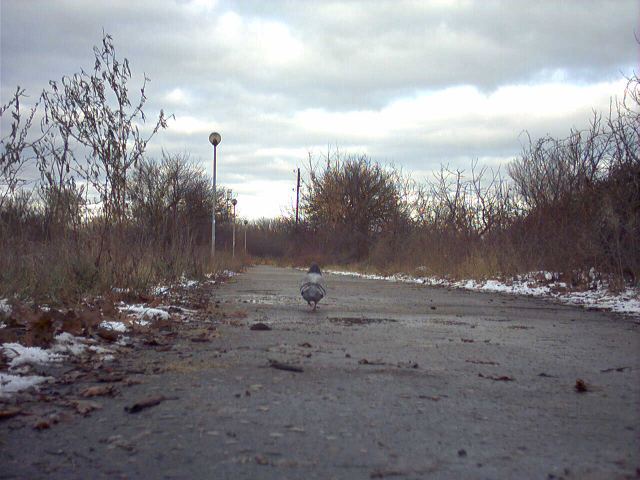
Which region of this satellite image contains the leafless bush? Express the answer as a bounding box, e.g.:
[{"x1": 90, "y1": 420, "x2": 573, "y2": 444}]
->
[
  {"x1": 301, "y1": 152, "x2": 411, "y2": 260},
  {"x1": 41, "y1": 32, "x2": 169, "y2": 222},
  {"x1": 507, "y1": 75, "x2": 639, "y2": 282},
  {"x1": 0, "y1": 87, "x2": 40, "y2": 213},
  {"x1": 0, "y1": 33, "x2": 242, "y2": 304}
]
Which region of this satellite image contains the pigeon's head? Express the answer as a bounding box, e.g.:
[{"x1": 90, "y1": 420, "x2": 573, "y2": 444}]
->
[{"x1": 308, "y1": 263, "x2": 322, "y2": 275}]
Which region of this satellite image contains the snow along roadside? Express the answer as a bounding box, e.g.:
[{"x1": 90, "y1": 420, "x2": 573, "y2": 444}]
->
[{"x1": 325, "y1": 269, "x2": 640, "y2": 317}]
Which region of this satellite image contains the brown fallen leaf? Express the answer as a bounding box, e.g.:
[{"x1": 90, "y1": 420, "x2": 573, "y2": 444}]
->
[
  {"x1": 124, "y1": 395, "x2": 167, "y2": 413},
  {"x1": 81, "y1": 385, "x2": 117, "y2": 397},
  {"x1": 478, "y1": 373, "x2": 514, "y2": 381},
  {"x1": 71, "y1": 400, "x2": 102, "y2": 416},
  {"x1": 461, "y1": 338, "x2": 474, "y2": 343},
  {"x1": 33, "y1": 418, "x2": 52, "y2": 430},
  {"x1": 250, "y1": 322, "x2": 272, "y2": 331},
  {"x1": 255, "y1": 454, "x2": 270, "y2": 465},
  {"x1": 299, "y1": 342, "x2": 312, "y2": 348},
  {"x1": 0, "y1": 407, "x2": 23, "y2": 420},
  {"x1": 358, "y1": 358, "x2": 386, "y2": 366},
  {"x1": 418, "y1": 395, "x2": 441, "y2": 402},
  {"x1": 268, "y1": 360, "x2": 304, "y2": 372},
  {"x1": 575, "y1": 379, "x2": 588, "y2": 393},
  {"x1": 143, "y1": 337, "x2": 167, "y2": 347},
  {"x1": 122, "y1": 377, "x2": 143, "y2": 386},
  {"x1": 96, "y1": 328, "x2": 120, "y2": 342},
  {"x1": 24, "y1": 311, "x2": 55, "y2": 348}
]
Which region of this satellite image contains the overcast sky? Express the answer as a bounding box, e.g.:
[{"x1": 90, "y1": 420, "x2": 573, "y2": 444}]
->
[{"x1": 1, "y1": 0, "x2": 638, "y2": 218}]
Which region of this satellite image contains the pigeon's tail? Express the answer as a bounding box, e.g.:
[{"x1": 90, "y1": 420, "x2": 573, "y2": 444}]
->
[{"x1": 300, "y1": 282, "x2": 326, "y2": 307}]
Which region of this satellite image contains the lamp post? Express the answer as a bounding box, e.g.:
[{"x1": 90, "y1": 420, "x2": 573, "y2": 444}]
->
[
  {"x1": 243, "y1": 219, "x2": 248, "y2": 254},
  {"x1": 208, "y1": 132, "x2": 221, "y2": 259},
  {"x1": 231, "y1": 198, "x2": 237, "y2": 258}
]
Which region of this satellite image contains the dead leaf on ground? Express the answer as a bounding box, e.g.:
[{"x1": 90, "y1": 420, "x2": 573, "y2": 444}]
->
[
  {"x1": 268, "y1": 360, "x2": 304, "y2": 372},
  {"x1": 24, "y1": 311, "x2": 55, "y2": 347},
  {"x1": 78, "y1": 307, "x2": 102, "y2": 334},
  {"x1": 575, "y1": 379, "x2": 589, "y2": 393},
  {"x1": 0, "y1": 407, "x2": 23, "y2": 420},
  {"x1": 71, "y1": 400, "x2": 102, "y2": 416},
  {"x1": 250, "y1": 322, "x2": 272, "y2": 331},
  {"x1": 96, "y1": 373, "x2": 125, "y2": 383},
  {"x1": 191, "y1": 331, "x2": 218, "y2": 342},
  {"x1": 124, "y1": 395, "x2": 167, "y2": 413},
  {"x1": 461, "y1": 338, "x2": 474, "y2": 343},
  {"x1": 397, "y1": 361, "x2": 419, "y2": 369},
  {"x1": 418, "y1": 395, "x2": 441, "y2": 402},
  {"x1": 358, "y1": 358, "x2": 386, "y2": 366},
  {"x1": 96, "y1": 328, "x2": 120, "y2": 342},
  {"x1": 122, "y1": 377, "x2": 143, "y2": 386},
  {"x1": 143, "y1": 337, "x2": 166, "y2": 347},
  {"x1": 299, "y1": 342, "x2": 312, "y2": 348},
  {"x1": 33, "y1": 418, "x2": 52, "y2": 430},
  {"x1": 81, "y1": 385, "x2": 117, "y2": 397},
  {"x1": 478, "y1": 373, "x2": 514, "y2": 381}
]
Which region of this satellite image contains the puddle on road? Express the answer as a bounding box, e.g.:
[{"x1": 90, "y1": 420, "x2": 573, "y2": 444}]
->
[{"x1": 235, "y1": 294, "x2": 298, "y2": 306}]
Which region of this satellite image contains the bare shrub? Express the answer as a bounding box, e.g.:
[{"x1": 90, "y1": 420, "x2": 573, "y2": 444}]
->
[
  {"x1": 301, "y1": 152, "x2": 411, "y2": 261},
  {"x1": 41, "y1": 32, "x2": 169, "y2": 222},
  {"x1": 0, "y1": 33, "x2": 243, "y2": 305}
]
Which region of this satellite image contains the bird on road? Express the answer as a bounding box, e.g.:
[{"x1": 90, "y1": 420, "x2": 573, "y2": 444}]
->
[{"x1": 300, "y1": 263, "x2": 326, "y2": 311}]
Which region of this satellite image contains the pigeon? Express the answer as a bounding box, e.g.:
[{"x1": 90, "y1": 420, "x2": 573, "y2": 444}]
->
[{"x1": 300, "y1": 263, "x2": 326, "y2": 311}]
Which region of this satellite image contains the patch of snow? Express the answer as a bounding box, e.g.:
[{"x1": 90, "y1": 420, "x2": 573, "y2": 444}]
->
[
  {"x1": 152, "y1": 285, "x2": 170, "y2": 296},
  {"x1": 325, "y1": 269, "x2": 640, "y2": 317},
  {"x1": 1, "y1": 343, "x2": 63, "y2": 368},
  {"x1": 115, "y1": 336, "x2": 131, "y2": 346},
  {"x1": 118, "y1": 304, "x2": 169, "y2": 322},
  {"x1": 0, "y1": 373, "x2": 52, "y2": 397},
  {"x1": 51, "y1": 332, "x2": 87, "y2": 356},
  {"x1": 100, "y1": 320, "x2": 128, "y2": 332},
  {"x1": 0, "y1": 298, "x2": 11, "y2": 316}
]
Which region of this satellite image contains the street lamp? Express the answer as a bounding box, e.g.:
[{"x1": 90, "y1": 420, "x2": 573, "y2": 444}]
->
[
  {"x1": 208, "y1": 132, "x2": 221, "y2": 259},
  {"x1": 231, "y1": 198, "x2": 237, "y2": 258},
  {"x1": 243, "y1": 219, "x2": 248, "y2": 254}
]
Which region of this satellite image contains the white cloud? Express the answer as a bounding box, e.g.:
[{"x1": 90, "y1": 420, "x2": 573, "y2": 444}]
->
[{"x1": 164, "y1": 87, "x2": 191, "y2": 106}]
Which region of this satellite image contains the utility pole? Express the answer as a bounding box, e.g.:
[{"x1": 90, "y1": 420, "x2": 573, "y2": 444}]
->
[
  {"x1": 208, "y1": 132, "x2": 221, "y2": 259},
  {"x1": 295, "y1": 167, "x2": 300, "y2": 225},
  {"x1": 231, "y1": 198, "x2": 237, "y2": 258},
  {"x1": 244, "y1": 219, "x2": 248, "y2": 254}
]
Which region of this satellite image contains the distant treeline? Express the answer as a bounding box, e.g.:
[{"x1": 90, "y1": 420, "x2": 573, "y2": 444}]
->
[{"x1": 246, "y1": 75, "x2": 639, "y2": 288}]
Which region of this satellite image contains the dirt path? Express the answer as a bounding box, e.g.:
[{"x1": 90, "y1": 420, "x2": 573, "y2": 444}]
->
[{"x1": 2, "y1": 266, "x2": 639, "y2": 479}]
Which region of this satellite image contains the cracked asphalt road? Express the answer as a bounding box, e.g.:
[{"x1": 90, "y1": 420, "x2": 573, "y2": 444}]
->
[{"x1": 2, "y1": 265, "x2": 639, "y2": 479}]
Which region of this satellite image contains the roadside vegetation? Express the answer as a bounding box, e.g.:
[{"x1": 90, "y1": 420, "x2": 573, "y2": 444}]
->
[
  {"x1": 246, "y1": 75, "x2": 639, "y2": 291},
  {"x1": 0, "y1": 34, "x2": 245, "y2": 306}
]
